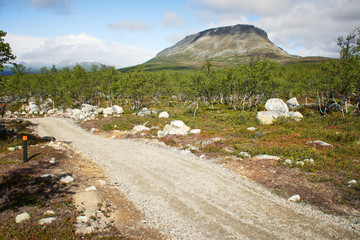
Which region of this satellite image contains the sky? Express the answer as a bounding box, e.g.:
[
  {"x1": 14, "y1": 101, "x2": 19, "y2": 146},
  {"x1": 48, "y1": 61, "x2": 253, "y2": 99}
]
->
[{"x1": 1, "y1": 0, "x2": 360, "y2": 68}]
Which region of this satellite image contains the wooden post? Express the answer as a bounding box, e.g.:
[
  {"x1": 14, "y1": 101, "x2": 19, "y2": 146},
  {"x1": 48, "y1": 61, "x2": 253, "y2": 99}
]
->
[{"x1": 23, "y1": 136, "x2": 28, "y2": 162}]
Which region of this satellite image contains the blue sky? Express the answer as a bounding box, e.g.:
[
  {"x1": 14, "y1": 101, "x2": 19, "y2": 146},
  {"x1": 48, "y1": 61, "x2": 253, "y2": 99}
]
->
[{"x1": 1, "y1": 0, "x2": 360, "y2": 68}]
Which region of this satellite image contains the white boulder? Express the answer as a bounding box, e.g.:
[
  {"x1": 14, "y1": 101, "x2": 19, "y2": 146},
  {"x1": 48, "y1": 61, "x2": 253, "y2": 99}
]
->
[
  {"x1": 103, "y1": 107, "x2": 114, "y2": 115},
  {"x1": 16, "y1": 212, "x2": 31, "y2": 223},
  {"x1": 163, "y1": 120, "x2": 190, "y2": 135},
  {"x1": 286, "y1": 97, "x2": 300, "y2": 109},
  {"x1": 256, "y1": 111, "x2": 280, "y2": 125},
  {"x1": 190, "y1": 129, "x2": 201, "y2": 134},
  {"x1": 39, "y1": 217, "x2": 56, "y2": 225},
  {"x1": 288, "y1": 195, "x2": 301, "y2": 202},
  {"x1": 265, "y1": 98, "x2": 289, "y2": 113},
  {"x1": 157, "y1": 130, "x2": 168, "y2": 138},
  {"x1": 159, "y1": 111, "x2": 169, "y2": 119},
  {"x1": 60, "y1": 175, "x2": 74, "y2": 183},
  {"x1": 112, "y1": 105, "x2": 124, "y2": 114},
  {"x1": 252, "y1": 155, "x2": 281, "y2": 161},
  {"x1": 138, "y1": 107, "x2": 152, "y2": 117},
  {"x1": 132, "y1": 125, "x2": 150, "y2": 133}
]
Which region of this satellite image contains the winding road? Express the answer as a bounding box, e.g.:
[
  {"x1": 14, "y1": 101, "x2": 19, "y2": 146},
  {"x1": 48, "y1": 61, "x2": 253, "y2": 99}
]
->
[{"x1": 30, "y1": 117, "x2": 359, "y2": 239}]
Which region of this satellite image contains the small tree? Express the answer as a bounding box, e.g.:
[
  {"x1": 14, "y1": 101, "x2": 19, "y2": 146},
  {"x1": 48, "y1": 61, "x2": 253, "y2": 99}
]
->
[{"x1": 0, "y1": 30, "x2": 16, "y2": 73}]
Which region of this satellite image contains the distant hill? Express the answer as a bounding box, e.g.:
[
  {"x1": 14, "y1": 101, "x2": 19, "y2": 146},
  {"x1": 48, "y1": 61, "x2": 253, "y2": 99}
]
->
[
  {"x1": 0, "y1": 61, "x2": 109, "y2": 75},
  {"x1": 144, "y1": 24, "x2": 298, "y2": 70},
  {"x1": 120, "y1": 24, "x2": 330, "y2": 72}
]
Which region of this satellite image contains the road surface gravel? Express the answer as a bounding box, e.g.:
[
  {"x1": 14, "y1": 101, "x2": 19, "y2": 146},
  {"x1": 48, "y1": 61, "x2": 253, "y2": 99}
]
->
[{"x1": 30, "y1": 117, "x2": 359, "y2": 239}]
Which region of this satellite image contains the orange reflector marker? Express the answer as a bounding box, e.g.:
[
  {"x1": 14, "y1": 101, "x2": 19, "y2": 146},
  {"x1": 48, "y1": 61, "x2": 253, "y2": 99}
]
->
[{"x1": 23, "y1": 136, "x2": 28, "y2": 141}]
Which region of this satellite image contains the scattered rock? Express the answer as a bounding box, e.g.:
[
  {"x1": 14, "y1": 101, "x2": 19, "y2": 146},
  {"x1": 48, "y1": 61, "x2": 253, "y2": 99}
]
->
[
  {"x1": 112, "y1": 105, "x2": 124, "y2": 114},
  {"x1": 41, "y1": 174, "x2": 54, "y2": 178},
  {"x1": 77, "y1": 215, "x2": 89, "y2": 223},
  {"x1": 246, "y1": 127, "x2": 257, "y2": 131},
  {"x1": 131, "y1": 125, "x2": 150, "y2": 133},
  {"x1": 303, "y1": 158, "x2": 315, "y2": 164},
  {"x1": 295, "y1": 161, "x2": 305, "y2": 166},
  {"x1": 60, "y1": 175, "x2": 75, "y2": 183},
  {"x1": 44, "y1": 210, "x2": 55, "y2": 215},
  {"x1": 85, "y1": 186, "x2": 97, "y2": 192},
  {"x1": 252, "y1": 155, "x2": 281, "y2": 161},
  {"x1": 286, "y1": 97, "x2": 300, "y2": 109},
  {"x1": 159, "y1": 111, "x2": 169, "y2": 118},
  {"x1": 103, "y1": 107, "x2": 114, "y2": 115},
  {"x1": 157, "y1": 130, "x2": 168, "y2": 138},
  {"x1": 138, "y1": 107, "x2": 152, "y2": 117},
  {"x1": 7, "y1": 147, "x2": 16, "y2": 151},
  {"x1": 288, "y1": 195, "x2": 301, "y2": 202},
  {"x1": 50, "y1": 157, "x2": 56, "y2": 164},
  {"x1": 163, "y1": 120, "x2": 190, "y2": 135},
  {"x1": 348, "y1": 180, "x2": 357, "y2": 187},
  {"x1": 238, "y1": 152, "x2": 251, "y2": 158},
  {"x1": 39, "y1": 217, "x2": 56, "y2": 225},
  {"x1": 265, "y1": 98, "x2": 289, "y2": 113},
  {"x1": 94, "y1": 108, "x2": 105, "y2": 115},
  {"x1": 307, "y1": 140, "x2": 333, "y2": 148},
  {"x1": 283, "y1": 159, "x2": 293, "y2": 165},
  {"x1": 16, "y1": 212, "x2": 31, "y2": 223},
  {"x1": 189, "y1": 129, "x2": 201, "y2": 134}
]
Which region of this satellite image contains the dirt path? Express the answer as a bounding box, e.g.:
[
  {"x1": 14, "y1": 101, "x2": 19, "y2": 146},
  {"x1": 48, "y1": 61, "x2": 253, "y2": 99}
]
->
[{"x1": 30, "y1": 117, "x2": 359, "y2": 239}]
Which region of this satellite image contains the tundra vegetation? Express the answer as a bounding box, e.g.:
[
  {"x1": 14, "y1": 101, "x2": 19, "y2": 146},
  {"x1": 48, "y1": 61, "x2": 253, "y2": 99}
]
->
[{"x1": 0, "y1": 28, "x2": 359, "y2": 223}]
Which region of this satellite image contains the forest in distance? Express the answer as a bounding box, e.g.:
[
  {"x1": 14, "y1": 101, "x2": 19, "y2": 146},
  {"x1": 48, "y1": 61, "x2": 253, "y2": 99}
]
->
[{"x1": 0, "y1": 28, "x2": 359, "y2": 116}]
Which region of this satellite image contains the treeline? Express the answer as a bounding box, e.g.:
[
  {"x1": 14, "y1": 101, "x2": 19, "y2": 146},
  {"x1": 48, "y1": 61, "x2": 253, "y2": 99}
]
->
[{"x1": 1, "y1": 30, "x2": 359, "y2": 115}]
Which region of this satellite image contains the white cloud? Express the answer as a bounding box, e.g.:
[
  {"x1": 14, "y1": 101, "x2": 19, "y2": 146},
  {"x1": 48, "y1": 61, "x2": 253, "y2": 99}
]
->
[
  {"x1": 107, "y1": 20, "x2": 150, "y2": 32},
  {"x1": 162, "y1": 11, "x2": 187, "y2": 28},
  {"x1": 191, "y1": 0, "x2": 360, "y2": 57},
  {"x1": 5, "y1": 33, "x2": 156, "y2": 68}
]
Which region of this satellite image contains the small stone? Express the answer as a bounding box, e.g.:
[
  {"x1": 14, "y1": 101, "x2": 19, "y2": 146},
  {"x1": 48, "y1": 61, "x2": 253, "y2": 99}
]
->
[
  {"x1": 246, "y1": 127, "x2": 257, "y2": 131},
  {"x1": 190, "y1": 129, "x2": 201, "y2": 134},
  {"x1": 200, "y1": 155, "x2": 206, "y2": 159},
  {"x1": 7, "y1": 147, "x2": 16, "y2": 151},
  {"x1": 16, "y1": 212, "x2": 31, "y2": 223},
  {"x1": 41, "y1": 174, "x2": 54, "y2": 178},
  {"x1": 238, "y1": 152, "x2": 251, "y2": 158},
  {"x1": 295, "y1": 161, "x2": 304, "y2": 166},
  {"x1": 77, "y1": 215, "x2": 89, "y2": 223},
  {"x1": 288, "y1": 195, "x2": 301, "y2": 202},
  {"x1": 303, "y1": 158, "x2": 315, "y2": 164},
  {"x1": 49, "y1": 157, "x2": 56, "y2": 164},
  {"x1": 85, "y1": 186, "x2": 97, "y2": 192},
  {"x1": 157, "y1": 130, "x2": 168, "y2": 138},
  {"x1": 39, "y1": 217, "x2": 56, "y2": 225},
  {"x1": 253, "y1": 155, "x2": 281, "y2": 161},
  {"x1": 60, "y1": 175, "x2": 74, "y2": 183},
  {"x1": 348, "y1": 180, "x2": 357, "y2": 186},
  {"x1": 44, "y1": 210, "x2": 55, "y2": 215},
  {"x1": 283, "y1": 159, "x2": 293, "y2": 165}
]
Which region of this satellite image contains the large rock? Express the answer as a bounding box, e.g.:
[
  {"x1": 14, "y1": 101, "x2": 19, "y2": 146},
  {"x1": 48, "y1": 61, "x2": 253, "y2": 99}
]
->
[
  {"x1": 16, "y1": 212, "x2": 31, "y2": 223},
  {"x1": 159, "y1": 111, "x2": 169, "y2": 119},
  {"x1": 131, "y1": 125, "x2": 150, "y2": 133},
  {"x1": 26, "y1": 102, "x2": 40, "y2": 114},
  {"x1": 138, "y1": 107, "x2": 152, "y2": 117},
  {"x1": 286, "y1": 97, "x2": 300, "y2": 109},
  {"x1": 112, "y1": 105, "x2": 124, "y2": 114},
  {"x1": 103, "y1": 107, "x2": 114, "y2": 115},
  {"x1": 81, "y1": 104, "x2": 97, "y2": 113},
  {"x1": 163, "y1": 120, "x2": 190, "y2": 135},
  {"x1": 257, "y1": 111, "x2": 303, "y2": 124},
  {"x1": 265, "y1": 98, "x2": 289, "y2": 113},
  {"x1": 256, "y1": 111, "x2": 280, "y2": 124}
]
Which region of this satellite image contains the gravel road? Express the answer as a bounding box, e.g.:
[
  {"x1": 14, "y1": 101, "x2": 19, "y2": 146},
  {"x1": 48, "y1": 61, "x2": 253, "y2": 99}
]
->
[{"x1": 30, "y1": 117, "x2": 359, "y2": 239}]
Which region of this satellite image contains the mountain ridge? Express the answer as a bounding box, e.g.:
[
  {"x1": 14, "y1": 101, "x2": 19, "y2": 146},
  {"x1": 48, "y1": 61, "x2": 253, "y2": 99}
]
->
[{"x1": 146, "y1": 24, "x2": 299, "y2": 68}]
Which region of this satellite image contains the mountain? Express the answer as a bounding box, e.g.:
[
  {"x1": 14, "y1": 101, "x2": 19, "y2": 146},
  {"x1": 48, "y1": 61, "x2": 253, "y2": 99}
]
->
[
  {"x1": 144, "y1": 24, "x2": 300, "y2": 70},
  {"x1": 0, "y1": 61, "x2": 109, "y2": 75}
]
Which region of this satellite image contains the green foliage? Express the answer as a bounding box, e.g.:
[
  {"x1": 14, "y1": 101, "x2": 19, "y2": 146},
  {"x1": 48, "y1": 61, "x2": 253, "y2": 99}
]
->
[{"x1": 0, "y1": 30, "x2": 16, "y2": 72}]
